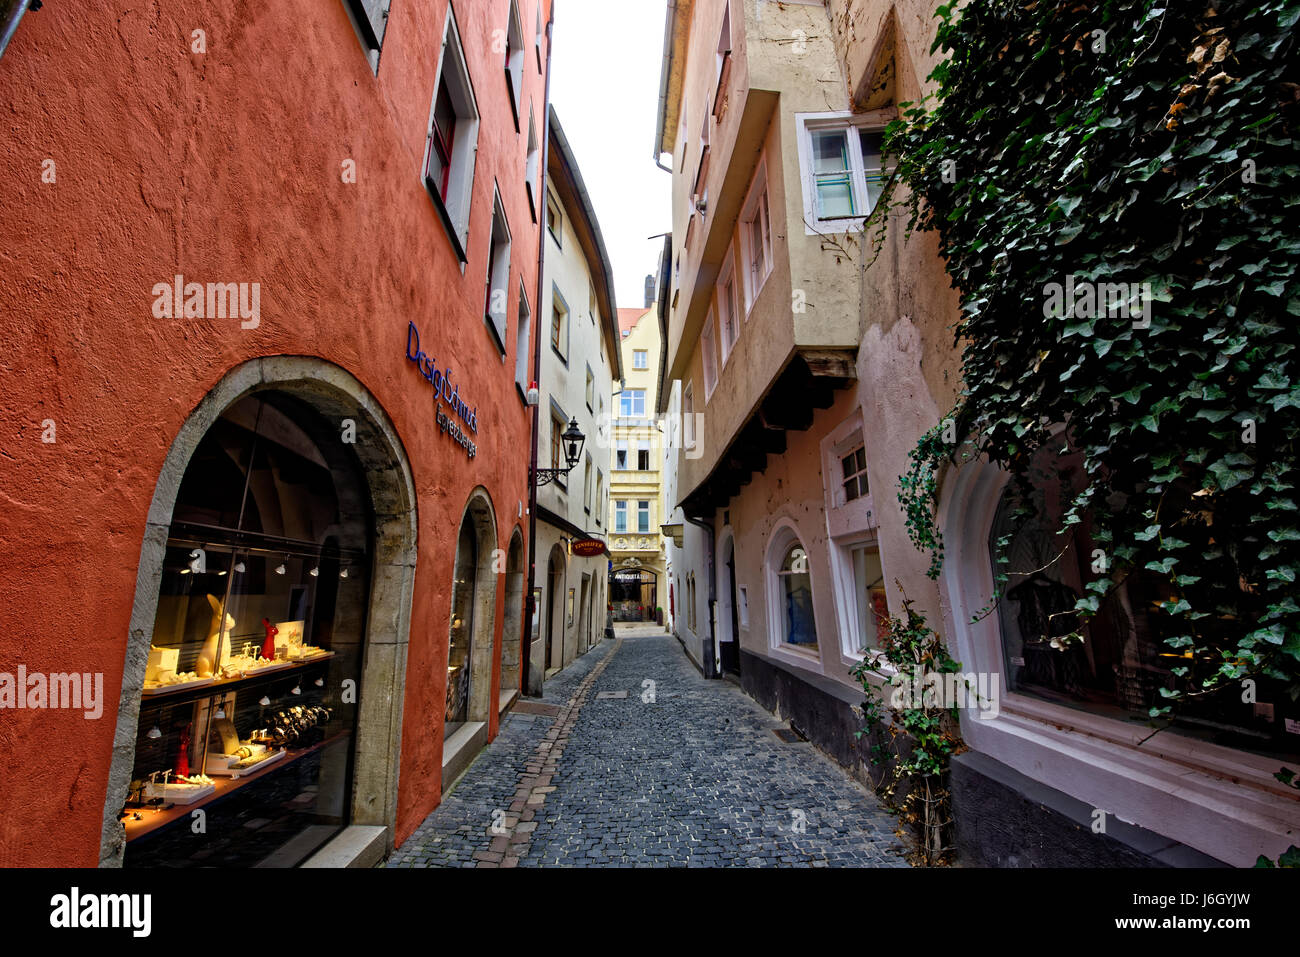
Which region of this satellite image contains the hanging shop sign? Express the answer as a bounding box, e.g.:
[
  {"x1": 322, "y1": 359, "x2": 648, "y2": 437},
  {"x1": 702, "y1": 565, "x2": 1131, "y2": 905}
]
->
[
  {"x1": 406, "y1": 321, "x2": 479, "y2": 458},
  {"x1": 570, "y1": 538, "x2": 608, "y2": 558}
]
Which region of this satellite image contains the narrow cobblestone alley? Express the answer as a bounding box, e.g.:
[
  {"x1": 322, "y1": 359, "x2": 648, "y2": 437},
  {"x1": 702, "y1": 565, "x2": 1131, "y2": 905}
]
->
[{"x1": 389, "y1": 629, "x2": 909, "y2": 868}]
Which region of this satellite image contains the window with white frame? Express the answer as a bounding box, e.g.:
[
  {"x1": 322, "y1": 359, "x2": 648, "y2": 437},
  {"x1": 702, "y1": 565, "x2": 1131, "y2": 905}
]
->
[
  {"x1": 535, "y1": 2, "x2": 544, "y2": 71},
  {"x1": 514, "y1": 282, "x2": 532, "y2": 394},
  {"x1": 524, "y1": 104, "x2": 541, "y2": 221},
  {"x1": 637, "y1": 500, "x2": 650, "y2": 533},
  {"x1": 484, "y1": 190, "x2": 511, "y2": 352},
  {"x1": 550, "y1": 410, "x2": 567, "y2": 489},
  {"x1": 683, "y1": 382, "x2": 696, "y2": 451},
  {"x1": 740, "y1": 160, "x2": 773, "y2": 312},
  {"x1": 585, "y1": 365, "x2": 594, "y2": 411},
  {"x1": 768, "y1": 525, "x2": 818, "y2": 651},
  {"x1": 595, "y1": 471, "x2": 603, "y2": 525},
  {"x1": 633, "y1": 349, "x2": 648, "y2": 370},
  {"x1": 841, "y1": 442, "x2": 870, "y2": 503},
  {"x1": 583, "y1": 454, "x2": 592, "y2": 512},
  {"x1": 424, "y1": 9, "x2": 480, "y2": 261},
  {"x1": 615, "y1": 440, "x2": 628, "y2": 471},
  {"x1": 344, "y1": 0, "x2": 391, "y2": 69},
  {"x1": 619, "y1": 389, "x2": 646, "y2": 418},
  {"x1": 551, "y1": 287, "x2": 568, "y2": 362},
  {"x1": 614, "y1": 500, "x2": 627, "y2": 533},
  {"x1": 546, "y1": 189, "x2": 562, "y2": 247},
  {"x1": 717, "y1": 250, "x2": 739, "y2": 364},
  {"x1": 848, "y1": 543, "x2": 886, "y2": 654},
  {"x1": 636, "y1": 440, "x2": 650, "y2": 472},
  {"x1": 714, "y1": 1, "x2": 732, "y2": 107},
  {"x1": 701, "y1": 311, "x2": 719, "y2": 398},
  {"x1": 504, "y1": 0, "x2": 525, "y2": 128},
  {"x1": 797, "y1": 111, "x2": 894, "y2": 232}
]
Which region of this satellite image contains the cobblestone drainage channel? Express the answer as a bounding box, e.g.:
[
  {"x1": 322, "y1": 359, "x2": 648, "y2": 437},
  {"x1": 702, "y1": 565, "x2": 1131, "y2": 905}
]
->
[{"x1": 472, "y1": 638, "x2": 623, "y2": 868}]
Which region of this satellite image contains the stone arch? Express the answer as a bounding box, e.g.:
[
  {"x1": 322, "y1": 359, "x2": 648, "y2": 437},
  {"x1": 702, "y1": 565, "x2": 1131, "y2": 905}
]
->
[
  {"x1": 498, "y1": 526, "x2": 526, "y2": 703},
  {"x1": 100, "y1": 356, "x2": 418, "y2": 866},
  {"x1": 545, "y1": 543, "x2": 567, "y2": 674},
  {"x1": 452, "y1": 487, "x2": 499, "y2": 726}
]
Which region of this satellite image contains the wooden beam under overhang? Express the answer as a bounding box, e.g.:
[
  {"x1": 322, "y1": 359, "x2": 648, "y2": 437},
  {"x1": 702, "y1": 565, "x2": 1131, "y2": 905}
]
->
[{"x1": 677, "y1": 348, "x2": 858, "y2": 519}]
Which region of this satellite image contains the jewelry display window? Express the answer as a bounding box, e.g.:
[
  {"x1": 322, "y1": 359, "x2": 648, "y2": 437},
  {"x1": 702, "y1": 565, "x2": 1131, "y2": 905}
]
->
[{"x1": 121, "y1": 393, "x2": 373, "y2": 867}]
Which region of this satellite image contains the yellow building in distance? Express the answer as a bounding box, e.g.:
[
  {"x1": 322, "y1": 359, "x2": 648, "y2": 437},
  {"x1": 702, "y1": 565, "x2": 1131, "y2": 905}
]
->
[{"x1": 607, "y1": 300, "x2": 667, "y2": 623}]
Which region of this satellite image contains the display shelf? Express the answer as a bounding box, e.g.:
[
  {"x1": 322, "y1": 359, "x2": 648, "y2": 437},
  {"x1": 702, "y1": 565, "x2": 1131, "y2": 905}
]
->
[
  {"x1": 137, "y1": 652, "x2": 335, "y2": 709},
  {"x1": 122, "y1": 731, "x2": 350, "y2": 844}
]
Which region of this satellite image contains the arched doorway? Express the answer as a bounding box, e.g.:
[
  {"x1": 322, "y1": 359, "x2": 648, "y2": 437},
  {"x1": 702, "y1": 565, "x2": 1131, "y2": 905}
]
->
[
  {"x1": 446, "y1": 490, "x2": 498, "y2": 738},
  {"x1": 717, "y1": 530, "x2": 741, "y2": 676},
  {"x1": 610, "y1": 564, "x2": 657, "y2": 622},
  {"x1": 498, "y1": 529, "x2": 525, "y2": 709},
  {"x1": 102, "y1": 357, "x2": 417, "y2": 868},
  {"x1": 545, "y1": 545, "x2": 566, "y2": 675}
]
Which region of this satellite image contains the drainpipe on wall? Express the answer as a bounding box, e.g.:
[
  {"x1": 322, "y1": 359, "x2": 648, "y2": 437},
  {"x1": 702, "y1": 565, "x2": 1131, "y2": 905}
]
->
[
  {"x1": 523, "y1": 0, "x2": 556, "y2": 698},
  {"x1": 0, "y1": 0, "x2": 38, "y2": 61},
  {"x1": 652, "y1": 0, "x2": 677, "y2": 174},
  {"x1": 685, "y1": 514, "x2": 718, "y2": 678}
]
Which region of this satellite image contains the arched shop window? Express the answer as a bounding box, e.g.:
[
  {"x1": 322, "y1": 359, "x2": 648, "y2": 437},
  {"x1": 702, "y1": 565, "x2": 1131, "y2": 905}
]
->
[
  {"x1": 767, "y1": 523, "x2": 818, "y2": 652},
  {"x1": 991, "y1": 459, "x2": 1300, "y2": 760},
  {"x1": 446, "y1": 515, "x2": 478, "y2": 737},
  {"x1": 124, "y1": 393, "x2": 371, "y2": 868}
]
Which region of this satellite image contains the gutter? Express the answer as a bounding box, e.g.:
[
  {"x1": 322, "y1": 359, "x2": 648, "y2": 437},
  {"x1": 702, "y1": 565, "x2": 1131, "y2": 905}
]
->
[
  {"x1": 524, "y1": 0, "x2": 557, "y2": 698},
  {"x1": 653, "y1": 0, "x2": 677, "y2": 172}
]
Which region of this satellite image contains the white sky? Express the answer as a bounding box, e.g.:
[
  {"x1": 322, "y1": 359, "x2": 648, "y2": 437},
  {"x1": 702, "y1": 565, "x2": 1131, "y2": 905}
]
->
[{"x1": 550, "y1": 0, "x2": 672, "y2": 313}]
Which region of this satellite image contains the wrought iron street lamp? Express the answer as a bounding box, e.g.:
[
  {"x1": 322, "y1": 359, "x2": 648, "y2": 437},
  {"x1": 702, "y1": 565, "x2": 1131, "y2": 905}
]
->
[{"x1": 533, "y1": 417, "x2": 585, "y2": 487}]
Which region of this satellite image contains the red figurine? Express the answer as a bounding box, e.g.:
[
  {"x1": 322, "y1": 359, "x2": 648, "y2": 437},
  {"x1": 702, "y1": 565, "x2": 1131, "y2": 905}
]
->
[
  {"x1": 175, "y1": 721, "x2": 191, "y2": 777},
  {"x1": 261, "y1": 617, "x2": 278, "y2": 661}
]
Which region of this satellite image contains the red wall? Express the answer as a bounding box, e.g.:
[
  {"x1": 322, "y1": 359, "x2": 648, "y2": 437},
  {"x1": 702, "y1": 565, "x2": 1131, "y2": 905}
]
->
[{"x1": 0, "y1": 0, "x2": 550, "y2": 865}]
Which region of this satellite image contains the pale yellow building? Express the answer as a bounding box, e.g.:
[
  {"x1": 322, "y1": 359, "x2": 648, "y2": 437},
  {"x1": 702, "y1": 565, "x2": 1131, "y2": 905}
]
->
[{"x1": 607, "y1": 302, "x2": 667, "y2": 623}]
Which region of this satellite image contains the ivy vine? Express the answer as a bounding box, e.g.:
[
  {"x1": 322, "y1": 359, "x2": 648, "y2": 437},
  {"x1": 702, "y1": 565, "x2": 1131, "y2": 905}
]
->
[{"x1": 873, "y1": 0, "x2": 1300, "y2": 721}]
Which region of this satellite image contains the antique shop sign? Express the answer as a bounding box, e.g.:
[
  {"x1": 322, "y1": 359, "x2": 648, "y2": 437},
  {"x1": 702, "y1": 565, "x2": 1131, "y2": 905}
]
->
[{"x1": 406, "y1": 321, "x2": 478, "y2": 459}]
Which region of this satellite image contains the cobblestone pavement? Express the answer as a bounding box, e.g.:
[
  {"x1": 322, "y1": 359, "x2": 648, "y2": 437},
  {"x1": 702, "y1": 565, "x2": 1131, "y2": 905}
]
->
[{"x1": 388, "y1": 632, "x2": 908, "y2": 868}]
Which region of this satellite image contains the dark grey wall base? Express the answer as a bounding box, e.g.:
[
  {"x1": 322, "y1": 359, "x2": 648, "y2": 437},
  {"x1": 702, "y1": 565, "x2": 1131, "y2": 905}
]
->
[
  {"x1": 951, "y1": 750, "x2": 1227, "y2": 867},
  {"x1": 739, "y1": 650, "x2": 887, "y2": 792}
]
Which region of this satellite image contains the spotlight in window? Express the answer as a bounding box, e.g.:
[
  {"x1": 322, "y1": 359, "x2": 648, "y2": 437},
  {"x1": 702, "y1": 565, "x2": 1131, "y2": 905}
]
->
[
  {"x1": 146, "y1": 724, "x2": 162, "y2": 740},
  {"x1": 259, "y1": 695, "x2": 271, "y2": 706},
  {"x1": 275, "y1": 559, "x2": 287, "y2": 576},
  {"x1": 339, "y1": 567, "x2": 349, "y2": 579},
  {"x1": 314, "y1": 677, "x2": 324, "y2": 687},
  {"x1": 234, "y1": 561, "x2": 246, "y2": 574},
  {"x1": 291, "y1": 682, "x2": 302, "y2": 696},
  {"x1": 309, "y1": 565, "x2": 319, "y2": 578},
  {"x1": 214, "y1": 698, "x2": 227, "y2": 719}
]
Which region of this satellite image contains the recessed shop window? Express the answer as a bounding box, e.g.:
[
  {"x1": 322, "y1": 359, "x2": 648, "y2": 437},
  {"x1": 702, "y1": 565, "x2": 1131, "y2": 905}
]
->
[
  {"x1": 124, "y1": 394, "x2": 371, "y2": 868},
  {"x1": 446, "y1": 518, "x2": 477, "y2": 736},
  {"x1": 424, "y1": 8, "x2": 480, "y2": 262},
  {"x1": 484, "y1": 190, "x2": 512, "y2": 352},
  {"x1": 768, "y1": 525, "x2": 818, "y2": 653},
  {"x1": 990, "y1": 467, "x2": 1300, "y2": 758},
  {"x1": 343, "y1": 0, "x2": 391, "y2": 71}
]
